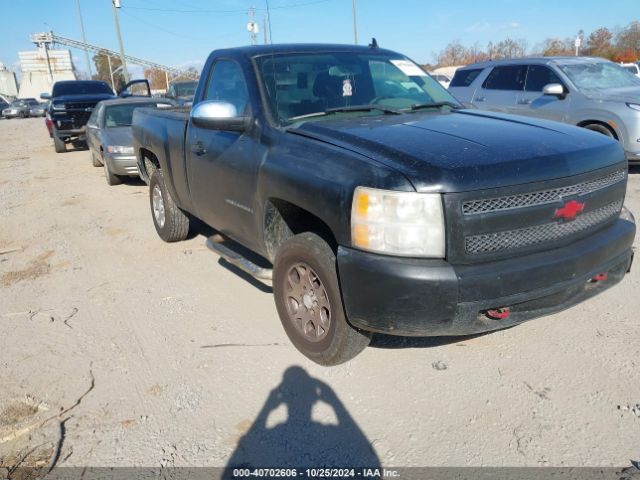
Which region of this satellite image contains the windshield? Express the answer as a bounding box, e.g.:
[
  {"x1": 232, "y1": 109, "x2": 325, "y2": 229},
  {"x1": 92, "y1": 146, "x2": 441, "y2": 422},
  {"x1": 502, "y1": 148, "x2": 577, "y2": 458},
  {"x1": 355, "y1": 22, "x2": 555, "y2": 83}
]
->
[
  {"x1": 52, "y1": 81, "x2": 114, "y2": 97},
  {"x1": 10, "y1": 100, "x2": 26, "y2": 106},
  {"x1": 104, "y1": 103, "x2": 161, "y2": 128},
  {"x1": 170, "y1": 81, "x2": 198, "y2": 98},
  {"x1": 558, "y1": 61, "x2": 640, "y2": 90},
  {"x1": 255, "y1": 51, "x2": 460, "y2": 125}
]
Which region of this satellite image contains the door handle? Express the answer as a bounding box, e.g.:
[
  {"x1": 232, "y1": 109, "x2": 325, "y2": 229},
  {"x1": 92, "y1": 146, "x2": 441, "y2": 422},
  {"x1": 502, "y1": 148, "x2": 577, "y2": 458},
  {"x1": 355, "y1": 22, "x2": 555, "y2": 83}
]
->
[
  {"x1": 518, "y1": 99, "x2": 531, "y2": 105},
  {"x1": 191, "y1": 141, "x2": 207, "y2": 156},
  {"x1": 475, "y1": 97, "x2": 485, "y2": 102}
]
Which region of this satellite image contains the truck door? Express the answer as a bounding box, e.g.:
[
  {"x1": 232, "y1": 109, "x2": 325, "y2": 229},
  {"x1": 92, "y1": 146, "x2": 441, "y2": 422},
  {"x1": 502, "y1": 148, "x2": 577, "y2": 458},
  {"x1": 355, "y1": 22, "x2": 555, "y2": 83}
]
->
[
  {"x1": 514, "y1": 64, "x2": 570, "y2": 122},
  {"x1": 186, "y1": 59, "x2": 262, "y2": 248},
  {"x1": 472, "y1": 64, "x2": 525, "y2": 114}
]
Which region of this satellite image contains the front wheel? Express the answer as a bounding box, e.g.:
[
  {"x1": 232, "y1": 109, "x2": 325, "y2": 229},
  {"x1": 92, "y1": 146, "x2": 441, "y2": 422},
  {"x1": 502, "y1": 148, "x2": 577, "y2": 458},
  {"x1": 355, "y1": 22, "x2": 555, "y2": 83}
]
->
[
  {"x1": 273, "y1": 233, "x2": 371, "y2": 366},
  {"x1": 149, "y1": 169, "x2": 190, "y2": 242},
  {"x1": 53, "y1": 133, "x2": 66, "y2": 153},
  {"x1": 103, "y1": 159, "x2": 121, "y2": 186}
]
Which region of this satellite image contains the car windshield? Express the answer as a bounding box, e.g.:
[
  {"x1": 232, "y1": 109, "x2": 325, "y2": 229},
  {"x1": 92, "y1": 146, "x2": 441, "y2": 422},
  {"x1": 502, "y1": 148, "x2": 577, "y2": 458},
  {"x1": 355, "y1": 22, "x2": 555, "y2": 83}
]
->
[
  {"x1": 104, "y1": 102, "x2": 161, "y2": 128},
  {"x1": 558, "y1": 61, "x2": 640, "y2": 90},
  {"x1": 255, "y1": 51, "x2": 460, "y2": 125},
  {"x1": 171, "y1": 81, "x2": 198, "y2": 98},
  {"x1": 10, "y1": 100, "x2": 26, "y2": 106},
  {"x1": 52, "y1": 81, "x2": 113, "y2": 96}
]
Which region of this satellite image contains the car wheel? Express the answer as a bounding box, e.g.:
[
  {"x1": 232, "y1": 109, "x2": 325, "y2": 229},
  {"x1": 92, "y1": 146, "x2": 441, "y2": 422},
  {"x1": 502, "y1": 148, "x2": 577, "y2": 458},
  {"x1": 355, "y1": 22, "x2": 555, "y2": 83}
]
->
[
  {"x1": 53, "y1": 133, "x2": 66, "y2": 153},
  {"x1": 273, "y1": 232, "x2": 371, "y2": 366},
  {"x1": 103, "y1": 159, "x2": 121, "y2": 186},
  {"x1": 584, "y1": 123, "x2": 615, "y2": 138},
  {"x1": 91, "y1": 151, "x2": 102, "y2": 167},
  {"x1": 149, "y1": 169, "x2": 190, "y2": 242}
]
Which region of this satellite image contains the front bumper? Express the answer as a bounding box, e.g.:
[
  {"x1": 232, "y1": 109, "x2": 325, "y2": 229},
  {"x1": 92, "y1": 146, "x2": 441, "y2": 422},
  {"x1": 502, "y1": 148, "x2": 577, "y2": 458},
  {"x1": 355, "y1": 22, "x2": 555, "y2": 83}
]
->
[
  {"x1": 105, "y1": 154, "x2": 139, "y2": 176},
  {"x1": 337, "y1": 217, "x2": 635, "y2": 336}
]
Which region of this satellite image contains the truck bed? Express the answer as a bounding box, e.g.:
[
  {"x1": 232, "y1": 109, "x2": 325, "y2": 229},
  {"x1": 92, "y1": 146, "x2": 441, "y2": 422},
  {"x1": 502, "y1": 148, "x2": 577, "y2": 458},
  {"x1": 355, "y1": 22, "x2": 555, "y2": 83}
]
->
[{"x1": 131, "y1": 106, "x2": 194, "y2": 212}]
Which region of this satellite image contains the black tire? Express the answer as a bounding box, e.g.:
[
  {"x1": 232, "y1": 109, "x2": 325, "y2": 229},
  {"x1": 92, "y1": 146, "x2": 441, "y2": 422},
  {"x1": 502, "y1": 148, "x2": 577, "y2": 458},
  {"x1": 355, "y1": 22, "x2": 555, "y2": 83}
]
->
[
  {"x1": 583, "y1": 123, "x2": 615, "y2": 138},
  {"x1": 53, "y1": 133, "x2": 66, "y2": 153},
  {"x1": 91, "y1": 151, "x2": 102, "y2": 167},
  {"x1": 273, "y1": 232, "x2": 371, "y2": 366},
  {"x1": 103, "y1": 159, "x2": 121, "y2": 186},
  {"x1": 149, "y1": 169, "x2": 190, "y2": 242}
]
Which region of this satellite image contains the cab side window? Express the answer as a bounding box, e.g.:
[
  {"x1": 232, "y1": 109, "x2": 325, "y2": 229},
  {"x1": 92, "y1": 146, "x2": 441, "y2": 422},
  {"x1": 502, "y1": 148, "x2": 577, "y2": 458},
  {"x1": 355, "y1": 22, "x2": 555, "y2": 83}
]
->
[
  {"x1": 203, "y1": 60, "x2": 249, "y2": 114},
  {"x1": 525, "y1": 65, "x2": 564, "y2": 92},
  {"x1": 482, "y1": 65, "x2": 527, "y2": 91}
]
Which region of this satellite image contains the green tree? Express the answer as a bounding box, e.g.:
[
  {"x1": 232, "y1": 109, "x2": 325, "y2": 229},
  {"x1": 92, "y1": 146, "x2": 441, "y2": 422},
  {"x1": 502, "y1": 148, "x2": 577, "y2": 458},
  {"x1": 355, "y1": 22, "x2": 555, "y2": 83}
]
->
[
  {"x1": 587, "y1": 28, "x2": 613, "y2": 58},
  {"x1": 92, "y1": 52, "x2": 124, "y2": 91}
]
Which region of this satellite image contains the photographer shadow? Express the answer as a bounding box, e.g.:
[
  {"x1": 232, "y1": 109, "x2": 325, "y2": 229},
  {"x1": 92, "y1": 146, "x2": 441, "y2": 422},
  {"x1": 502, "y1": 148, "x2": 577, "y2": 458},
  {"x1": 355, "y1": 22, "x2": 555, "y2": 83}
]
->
[{"x1": 224, "y1": 366, "x2": 379, "y2": 475}]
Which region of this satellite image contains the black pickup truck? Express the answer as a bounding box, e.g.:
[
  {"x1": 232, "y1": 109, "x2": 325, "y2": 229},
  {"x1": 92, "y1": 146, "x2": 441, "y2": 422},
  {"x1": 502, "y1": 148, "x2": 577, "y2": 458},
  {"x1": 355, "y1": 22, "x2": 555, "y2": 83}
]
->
[
  {"x1": 132, "y1": 44, "x2": 636, "y2": 365},
  {"x1": 43, "y1": 79, "x2": 150, "y2": 153}
]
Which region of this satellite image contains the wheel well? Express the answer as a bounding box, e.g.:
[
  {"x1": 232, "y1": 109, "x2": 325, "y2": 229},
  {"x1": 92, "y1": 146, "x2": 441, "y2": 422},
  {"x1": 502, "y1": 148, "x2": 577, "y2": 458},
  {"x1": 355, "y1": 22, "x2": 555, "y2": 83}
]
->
[
  {"x1": 577, "y1": 120, "x2": 618, "y2": 140},
  {"x1": 263, "y1": 199, "x2": 337, "y2": 261},
  {"x1": 139, "y1": 148, "x2": 160, "y2": 180}
]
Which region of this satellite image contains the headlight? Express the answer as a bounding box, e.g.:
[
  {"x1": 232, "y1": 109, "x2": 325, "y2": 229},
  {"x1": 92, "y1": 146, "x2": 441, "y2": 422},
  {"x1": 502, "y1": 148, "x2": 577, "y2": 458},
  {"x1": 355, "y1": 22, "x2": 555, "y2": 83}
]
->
[
  {"x1": 351, "y1": 186, "x2": 446, "y2": 257},
  {"x1": 627, "y1": 103, "x2": 640, "y2": 112},
  {"x1": 107, "y1": 145, "x2": 134, "y2": 154},
  {"x1": 620, "y1": 205, "x2": 636, "y2": 223},
  {"x1": 52, "y1": 103, "x2": 65, "y2": 111}
]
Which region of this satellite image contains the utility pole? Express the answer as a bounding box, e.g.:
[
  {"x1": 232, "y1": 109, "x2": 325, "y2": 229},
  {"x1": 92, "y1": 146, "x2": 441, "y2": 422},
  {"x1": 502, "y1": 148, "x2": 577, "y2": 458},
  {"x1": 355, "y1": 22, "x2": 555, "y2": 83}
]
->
[
  {"x1": 107, "y1": 54, "x2": 115, "y2": 90},
  {"x1": 75, "y1": 0, "x2": 92, "y2": 77},
  {"x1": 247, "y1": 7, "x2": 258, "y2": 46},
  {"x1": 111, "y1": 0, "x2": 129, "y2": 84},
  {"x1": 263, "y1": 14, "x2": 268, "y2": 44},
  {"x1": 352, "y1": 0, "x2": 358, "y2": 45}
]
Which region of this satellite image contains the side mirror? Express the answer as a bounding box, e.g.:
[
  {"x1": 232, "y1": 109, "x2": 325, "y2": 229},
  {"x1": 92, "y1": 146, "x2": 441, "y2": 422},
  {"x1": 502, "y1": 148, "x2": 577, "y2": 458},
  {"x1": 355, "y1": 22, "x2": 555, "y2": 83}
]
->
[
  {"x1": 191, "y1": 100, "x2": 249, "y2": 132},
  {"x1": 40, "y1": 92, "x2": 51, "y2": 100},
  {"x1": 542, "y1": 83, "x2": 566, "y2": 98}
]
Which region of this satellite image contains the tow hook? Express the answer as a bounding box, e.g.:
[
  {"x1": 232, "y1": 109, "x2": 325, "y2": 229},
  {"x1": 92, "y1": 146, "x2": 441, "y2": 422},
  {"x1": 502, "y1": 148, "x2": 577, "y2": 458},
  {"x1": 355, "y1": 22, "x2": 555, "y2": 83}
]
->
[
  {"x1": 589, "y1": 272, "x2": 607, "y2": 284},
  {"x1": 484, "y1": 307, "x2": 511, "y2": 320}
]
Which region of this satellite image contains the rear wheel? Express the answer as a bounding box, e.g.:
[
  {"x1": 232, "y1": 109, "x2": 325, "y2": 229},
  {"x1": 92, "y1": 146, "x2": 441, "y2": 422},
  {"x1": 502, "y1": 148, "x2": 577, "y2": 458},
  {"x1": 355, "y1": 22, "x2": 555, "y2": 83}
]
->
[
  {"x1": 149, "y1": 169, "x2": 190, "y2": 242},
  {"x1": 53, "y1": 133, "x2": 66, "y2": 153},
  {"x1": 273, "y1": 232, "x2": 371, "y2": 366}
]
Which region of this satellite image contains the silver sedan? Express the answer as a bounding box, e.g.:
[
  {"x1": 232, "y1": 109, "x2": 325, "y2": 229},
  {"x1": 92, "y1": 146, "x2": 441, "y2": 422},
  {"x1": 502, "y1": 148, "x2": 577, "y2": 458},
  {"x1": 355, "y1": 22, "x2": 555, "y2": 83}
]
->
[{"x1": 85, "y1": 97, "x2": 174, "y2": 185}]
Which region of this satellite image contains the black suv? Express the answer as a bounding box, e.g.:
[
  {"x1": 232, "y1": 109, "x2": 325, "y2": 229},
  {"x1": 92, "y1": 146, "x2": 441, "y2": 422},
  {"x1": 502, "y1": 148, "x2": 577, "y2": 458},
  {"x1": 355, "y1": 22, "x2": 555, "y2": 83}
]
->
[{"x1": 43, "y1": 79, "x2": 149, "y2": 153}]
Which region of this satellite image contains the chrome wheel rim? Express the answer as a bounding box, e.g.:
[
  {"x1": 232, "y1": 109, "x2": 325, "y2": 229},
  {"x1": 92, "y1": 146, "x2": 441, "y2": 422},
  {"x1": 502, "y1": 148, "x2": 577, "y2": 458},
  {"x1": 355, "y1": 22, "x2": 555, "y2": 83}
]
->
[
  {"x1": 152, "y1": 184, "x2": 166, "y2": 228},
  {"x1": 283, "y1": 262, "x2": 331, "y2": 342}
]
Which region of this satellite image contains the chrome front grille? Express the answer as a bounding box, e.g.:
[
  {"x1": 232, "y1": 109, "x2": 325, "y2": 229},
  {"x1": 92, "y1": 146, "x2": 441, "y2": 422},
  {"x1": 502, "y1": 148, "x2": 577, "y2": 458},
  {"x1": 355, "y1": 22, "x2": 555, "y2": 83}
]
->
[
  {"x1": 465, "y1": 200, "x2": 623, "y2": 255},
  {"x1": 462, "y1": 169, "x2": 626, "y2": 215}
]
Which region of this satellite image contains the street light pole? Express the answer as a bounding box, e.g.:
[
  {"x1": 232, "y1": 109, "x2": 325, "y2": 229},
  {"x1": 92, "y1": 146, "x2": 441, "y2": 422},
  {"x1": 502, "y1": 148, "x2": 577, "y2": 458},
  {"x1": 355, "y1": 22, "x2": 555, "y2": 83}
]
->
[
  {"x1": 75, "y1": 0, "x2": 92, "y2": 77},
  {"x1": 352, "y1": 0, "x2": 358, "y2": 44},
  {"x1": 111, "y1": 0, "x2": 129, "y2": 84}
]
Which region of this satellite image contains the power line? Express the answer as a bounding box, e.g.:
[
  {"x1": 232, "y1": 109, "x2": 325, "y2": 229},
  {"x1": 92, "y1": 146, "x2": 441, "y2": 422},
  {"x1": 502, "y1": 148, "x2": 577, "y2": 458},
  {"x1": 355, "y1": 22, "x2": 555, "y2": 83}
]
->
[{"x1": 121, "y1": 0, "x2": 334, "y2": 14}]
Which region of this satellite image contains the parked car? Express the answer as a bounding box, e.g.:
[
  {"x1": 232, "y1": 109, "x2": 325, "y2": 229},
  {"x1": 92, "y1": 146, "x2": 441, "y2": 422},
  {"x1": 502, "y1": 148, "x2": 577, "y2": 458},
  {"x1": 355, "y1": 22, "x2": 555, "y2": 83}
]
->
[
  {"x1": 449, "y1": 57, "x2": 640, "y2": 164},
  {"x1": 42, "y1": 79, "x2": 150, "y2": 153},
  {"x1": 2, "y1": 98, "x2": 39, "y2": 118},
  {"x1": 132, "y1": 44, "x2": 635, "y2": 365},
  {"x1": 431, "y1": 73, "x2": 451, "y2": 89},
  {"x1": 29, "y1": 102, "x2": 48, "y2": 117},
  {"x1": 620, "y1": 62, "x2": 640, "y2": 78},
  {"x1": 165, "y1": 80, "x2": 198, "y2": 106},
  {"x1": 0, "y1": 100, "x2": 9, "y2": 118},
  {"x1": 86, "y1": 97, "x2": 174, "y2": 185}
]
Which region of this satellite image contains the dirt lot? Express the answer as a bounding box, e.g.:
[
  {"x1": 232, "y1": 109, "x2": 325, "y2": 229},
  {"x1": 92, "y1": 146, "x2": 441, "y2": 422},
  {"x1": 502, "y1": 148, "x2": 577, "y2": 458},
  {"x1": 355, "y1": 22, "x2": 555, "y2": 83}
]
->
[{"x1": 0, "y1": 117, "x2": 639, "y2": 469}]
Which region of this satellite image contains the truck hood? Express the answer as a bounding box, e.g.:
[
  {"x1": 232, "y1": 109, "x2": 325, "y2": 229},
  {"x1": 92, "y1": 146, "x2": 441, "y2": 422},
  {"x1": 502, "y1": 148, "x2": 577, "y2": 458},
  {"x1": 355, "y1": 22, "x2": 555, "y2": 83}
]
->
[
  {"x1": 53, "y1": 93, "x2": 115, "y2": 104},
  {"x1": 289, "y1": 109, "x2": 625, "y2": 192}
]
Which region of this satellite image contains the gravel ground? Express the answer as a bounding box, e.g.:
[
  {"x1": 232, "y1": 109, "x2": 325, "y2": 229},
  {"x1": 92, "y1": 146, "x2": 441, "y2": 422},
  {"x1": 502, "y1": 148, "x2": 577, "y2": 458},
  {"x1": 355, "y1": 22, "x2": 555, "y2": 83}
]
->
[{"x1": 0, "y1": 117, "x2": 639, "y2": 469}]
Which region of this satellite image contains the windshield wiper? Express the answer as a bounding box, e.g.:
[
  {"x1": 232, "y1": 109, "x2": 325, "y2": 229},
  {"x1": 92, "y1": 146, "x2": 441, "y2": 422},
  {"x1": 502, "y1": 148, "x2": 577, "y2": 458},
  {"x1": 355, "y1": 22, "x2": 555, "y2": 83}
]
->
[
  {"x1": 410, "y1": 101, "x2": 461, "y2": 111},
  {"x1": 289, "y1": 104, "x2": 401, "y2": 122}
]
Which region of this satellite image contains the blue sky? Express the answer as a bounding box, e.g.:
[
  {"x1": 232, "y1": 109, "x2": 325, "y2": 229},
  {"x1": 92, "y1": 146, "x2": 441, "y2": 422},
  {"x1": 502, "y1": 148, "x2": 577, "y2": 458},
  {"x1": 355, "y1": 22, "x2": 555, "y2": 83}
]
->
[{"x1": 1, "y1": 0, "x2": 638, "y2": 77}]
